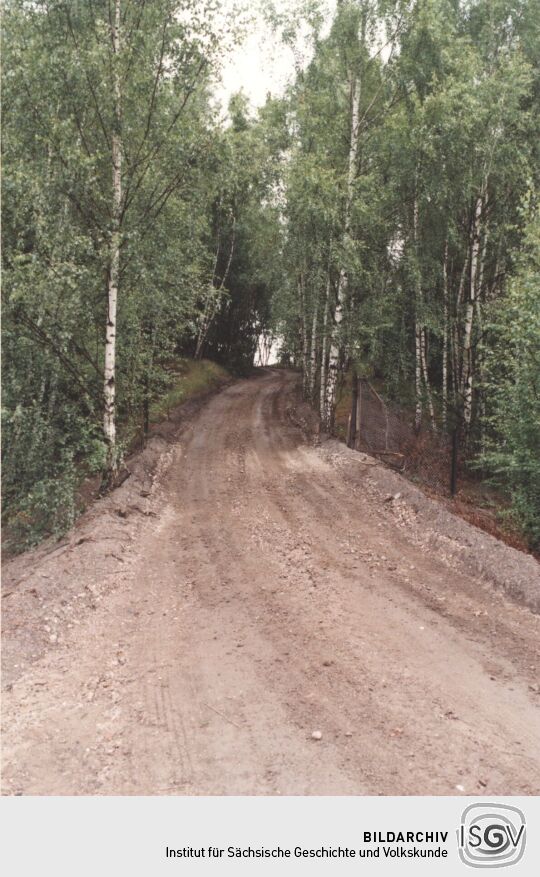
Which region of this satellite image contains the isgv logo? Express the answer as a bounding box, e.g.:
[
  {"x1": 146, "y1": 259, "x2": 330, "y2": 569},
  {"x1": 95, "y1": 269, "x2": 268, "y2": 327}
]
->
[{"x1": 458, "y1": 803, "x2": 526, "y2": 868}]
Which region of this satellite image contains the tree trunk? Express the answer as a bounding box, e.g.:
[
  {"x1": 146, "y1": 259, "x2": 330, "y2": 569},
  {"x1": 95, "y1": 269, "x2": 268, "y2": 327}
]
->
[
  {"x1": 143, "y1": 371, "x2": 150, "y2": 446},
  {"x1": 355, "y1": 377, "x2": 362, "y2": 449},
  {"x1": 324, "y1": 270, "x2": 345, "y2": 429},
  {"x1": 474, "y1": 221, "x2": 489, "y2": 450},
  {"x1": 412, "y1": 189, "x2": 435, "y2": 431},
  {"x1": 451, "y1": 248, "x2": 469, "y2": 402},
  {"x1": 103, "y1": 0, "x2": 122, "y2": 486},
  {"x1": 420, "y1": 328, "x2": 435, "y2": 428},
  {"x1": 319, "y1": 272, "x2": 331, "y2": 418},
  {"x1": 442, "y1": 239, "x2": 449, "y2": 431},
  {"x1": 299, "y1": 276, "x2": 309, "y2": 399},
  {"x1": 462, "y1": 194, "x2": 483, "y2": 428},
  {"x1": 347, "y1": 370, "x2": 359, "y2": 448},
  {"x1": 309, "y1": 295, "x2": 319, "y2": 402},
  {"x1": 414, "y1": 322, "x2": 422, "y2": 432},
  {"x1": 413, "y1": 193, "x2": 422, "y2": 433},
  {"x1": 196, "y1": 216, "x2": 236, "y2": 359},
  {"x1": 322, "y1": 73, "x2": 360, "y2": 431}
]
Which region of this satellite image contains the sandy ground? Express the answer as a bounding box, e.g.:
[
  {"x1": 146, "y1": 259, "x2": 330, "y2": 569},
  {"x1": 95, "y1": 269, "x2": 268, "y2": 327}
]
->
[{"x1": 2, "y1": 369, "x2": 539, "y2": 795}]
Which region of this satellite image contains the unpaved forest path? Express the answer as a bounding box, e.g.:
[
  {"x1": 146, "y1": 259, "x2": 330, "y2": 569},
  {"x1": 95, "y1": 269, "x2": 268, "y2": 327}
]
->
[{"x1": 2, "y1": 370, "x2": 540, "y2": 795}]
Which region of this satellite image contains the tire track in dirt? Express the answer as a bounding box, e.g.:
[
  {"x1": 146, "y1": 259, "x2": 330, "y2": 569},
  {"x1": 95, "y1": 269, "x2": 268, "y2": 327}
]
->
[{"x1": 2, "y1": 369, "x2": 539, "y2": 795}]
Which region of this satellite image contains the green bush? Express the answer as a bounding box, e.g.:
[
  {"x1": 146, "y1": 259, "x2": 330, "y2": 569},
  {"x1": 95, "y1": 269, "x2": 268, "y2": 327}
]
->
[{"x1": 481, "y1": 203, "x2": 540, "y2": 549}]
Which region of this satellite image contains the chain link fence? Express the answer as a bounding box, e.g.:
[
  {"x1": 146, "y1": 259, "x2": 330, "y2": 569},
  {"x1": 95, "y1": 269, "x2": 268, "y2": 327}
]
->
[
  {"x1": 350, "y1": 380, "x2": 459, "y2": 496},
  {"x1": 335, "y1": 377, "x2": 533, "y2": 554}
]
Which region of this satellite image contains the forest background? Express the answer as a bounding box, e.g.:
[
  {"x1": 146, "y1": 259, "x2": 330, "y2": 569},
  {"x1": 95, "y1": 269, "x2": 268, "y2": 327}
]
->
[{"x1": 2, "y1": 0, "x2": 539, "y2": 552}]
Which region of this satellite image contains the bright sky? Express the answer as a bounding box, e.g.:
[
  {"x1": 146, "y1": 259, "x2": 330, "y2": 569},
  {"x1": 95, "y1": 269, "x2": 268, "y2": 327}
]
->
[
  {"x1": 217, "y1": 1, "x2": 335, "y2": 110},
  {"x1": 220, "y1": 28, "x2": 294, "y2": 108}
]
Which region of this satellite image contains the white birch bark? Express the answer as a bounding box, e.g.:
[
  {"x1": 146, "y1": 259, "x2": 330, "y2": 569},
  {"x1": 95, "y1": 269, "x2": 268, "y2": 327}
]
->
[
  {"x1": 195, "y1": 217, "x2": 236, "y2": 359},
  {"x1": 455, "y1": 249, "x2": 469, "y2": 312},
  {"x1": 309, "y1": 296, "x2": 319, "y2": 401},
  {"x1": 323, "y1": 74, "x2": 360, "y2": 430},
  {"x1": 412, "y1": 190, "x2": 435, "y2": 430},
  {"x1": 442, "y1": 239, "x2": 449, "y2": 430},
  {"x1": 451, "y1": 251, "x2": 469, "y2": 400},
  {"x1": 104, "y1": 0, "x2": 122, "y2": 481},
  {"x1": 413, "y1": 193, "x2": 423, "y2": 432},
  {"x1": 420, "y1": 328, "x2": 435, "y2": 427},
  {"x1": 414, "y1": 322, "x2": 422, "y2": 432},
  {"x1": 299, "y1": 276, "x2": 309, "y2": 398},
  {"x1": 462, "y1": 194, "x2": 483, "y2": 427},
  {"x1": 195, "y1": 229, "x2": 221, "y2": 359},
  {"x1": 474, "y1": 219, "x2": 489, "y2": 444},
  {"x1": 319, "y1": 272, "x2": 331, "y2": 417}
]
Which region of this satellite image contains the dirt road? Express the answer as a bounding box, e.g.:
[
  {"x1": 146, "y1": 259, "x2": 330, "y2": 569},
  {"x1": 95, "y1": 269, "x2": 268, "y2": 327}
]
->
[{"x1": 2, "y1": 370, "x2": 540, "y2": 795}]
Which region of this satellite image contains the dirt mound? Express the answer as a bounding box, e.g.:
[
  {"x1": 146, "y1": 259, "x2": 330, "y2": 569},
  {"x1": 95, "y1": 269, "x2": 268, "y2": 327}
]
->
[
  {"x1": 1, "y1": 378, "x2": 231, "y2": 689},
  {"x1": 323, "y1": 439, "x2": 540, "y2": 613},
  {"x1": 333, "y1": 380, "x2": 534, "y2": 557}
]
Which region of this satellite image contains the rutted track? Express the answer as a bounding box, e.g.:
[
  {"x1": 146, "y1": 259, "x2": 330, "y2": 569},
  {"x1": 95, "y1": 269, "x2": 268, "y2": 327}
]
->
[{"x1": 2, "y1": 369, "x2": 539, "y2": 795}]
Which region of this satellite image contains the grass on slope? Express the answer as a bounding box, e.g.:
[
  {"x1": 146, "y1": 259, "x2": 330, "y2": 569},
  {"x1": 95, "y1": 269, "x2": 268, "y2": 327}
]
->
[{"x1": 148, "y1": 358, "x2": 230, "y2": 425}]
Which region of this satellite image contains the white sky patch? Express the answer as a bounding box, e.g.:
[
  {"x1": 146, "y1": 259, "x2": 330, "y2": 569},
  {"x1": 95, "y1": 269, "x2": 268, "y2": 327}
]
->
[
  {"x1": 217, "y1": 0, "x2": 335, "y2": 110},
  {"x1": 219, "y1": 27, "x2": 293, "y2": 108}
]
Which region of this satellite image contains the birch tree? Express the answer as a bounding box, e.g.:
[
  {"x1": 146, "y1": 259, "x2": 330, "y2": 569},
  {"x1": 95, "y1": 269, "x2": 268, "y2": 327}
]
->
[
  {"x1": 323, "y1": 67, "x2": 361, "y2": 429},
  {"x1": 2, "y1": 0, "x2": 235, "y2": 542},
  {"x1": 103, "y1": 0, "x2": 122, "y2": 481}
]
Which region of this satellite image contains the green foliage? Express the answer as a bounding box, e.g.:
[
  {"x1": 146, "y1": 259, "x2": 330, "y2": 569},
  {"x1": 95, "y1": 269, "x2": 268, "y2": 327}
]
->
[
  {"x1": 481, "y1": 201, "x2": 540, "y2": 547},
  {"x1": 273, "y1": 0, "x2": 540, "y2": 544},
  {"x1": 148, "y1": 359, "x2": 230, "y2": 423},
  {"x1": 1, "y1": 1, "x2": 273, "y2": 551},
  {"x1": 2, "y1": 0, "x2": 539, "y2": 551},
  {"x1": 1, "y1": 398, "x2": 92, "y2": 550},
  {"x1": 201, "y1": 95, "x2": 286, "y2": 373}
]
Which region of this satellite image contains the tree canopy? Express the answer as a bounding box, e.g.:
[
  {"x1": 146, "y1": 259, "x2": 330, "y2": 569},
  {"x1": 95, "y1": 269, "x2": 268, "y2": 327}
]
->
[{"x1": 2, "y1": 0, "x2": 539, "y2": 550}]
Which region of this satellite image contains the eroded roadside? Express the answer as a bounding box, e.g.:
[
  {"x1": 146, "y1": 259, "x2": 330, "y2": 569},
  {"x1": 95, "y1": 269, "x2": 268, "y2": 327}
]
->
[{"x1": 1, "y1": 373, "x2": 233, "y2": 689}]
